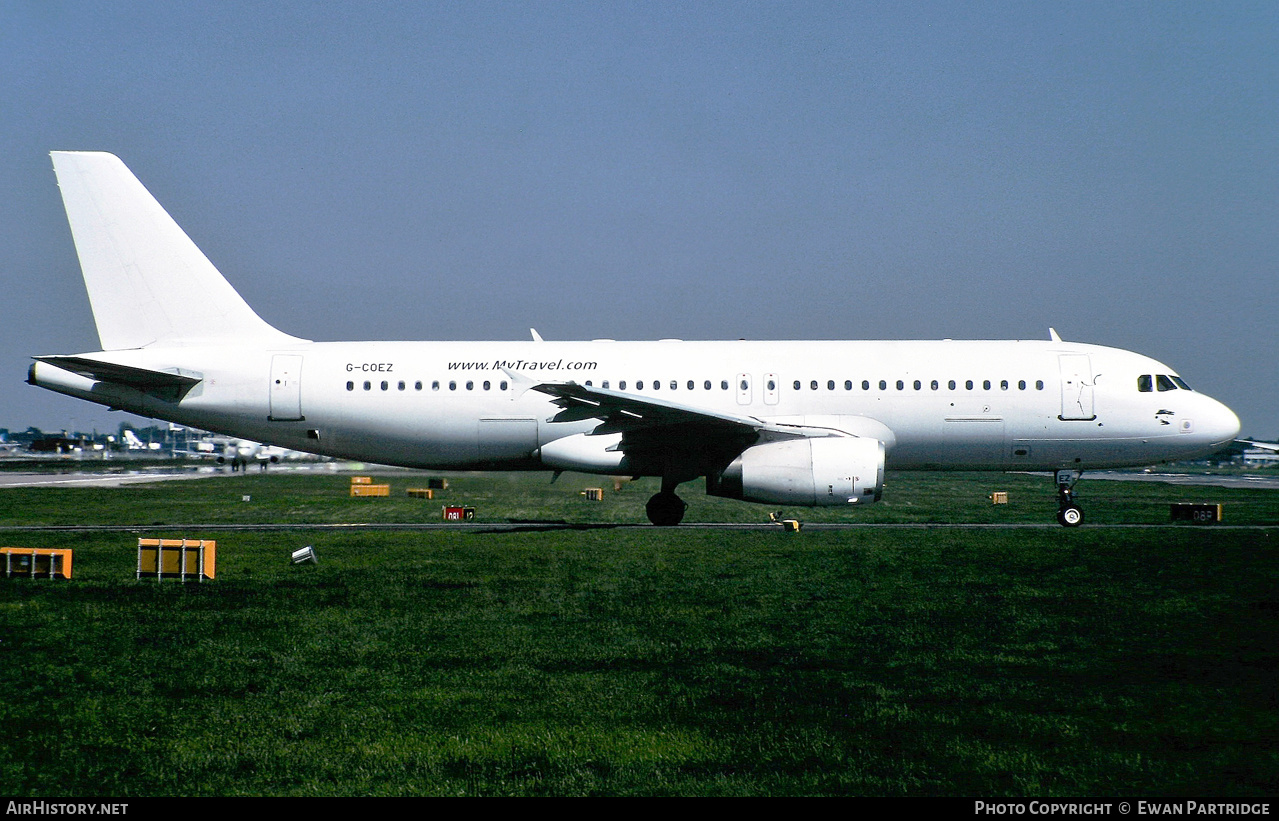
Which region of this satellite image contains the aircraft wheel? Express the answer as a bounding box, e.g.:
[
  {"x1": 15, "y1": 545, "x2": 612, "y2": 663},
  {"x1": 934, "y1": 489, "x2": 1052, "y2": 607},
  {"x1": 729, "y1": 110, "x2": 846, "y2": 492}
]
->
[
  {"x1": 1057, "y1": 504, "x2": 1085, "y2": 527},
  {"x1": 646, "y1": 491, "x2": 687, "y2": 526}
]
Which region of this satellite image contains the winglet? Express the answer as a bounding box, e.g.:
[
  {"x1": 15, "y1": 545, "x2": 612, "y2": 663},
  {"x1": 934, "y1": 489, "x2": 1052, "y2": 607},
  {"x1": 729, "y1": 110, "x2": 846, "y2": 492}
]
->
[
  {"x1": 500, "y1": 366, "x2": 541, "y2": 400},
  {"x1": 1049, "y1": 328, "x2": 1062, "y2": 342},
  {"x1": 530, "y1": 328, "x2": 544, "y2": 343}
]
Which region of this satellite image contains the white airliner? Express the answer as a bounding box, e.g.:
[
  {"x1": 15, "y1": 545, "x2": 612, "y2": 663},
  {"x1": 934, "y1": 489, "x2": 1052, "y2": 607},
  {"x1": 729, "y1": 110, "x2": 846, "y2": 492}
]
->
[{"x1": 29, "y1": 152, "x2": 1242, "y2": 526}]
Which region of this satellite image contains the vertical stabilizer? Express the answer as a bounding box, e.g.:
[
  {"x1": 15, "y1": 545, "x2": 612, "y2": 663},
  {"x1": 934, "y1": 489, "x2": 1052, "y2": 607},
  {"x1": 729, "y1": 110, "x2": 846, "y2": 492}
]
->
[{"x1": 50, "y1": 151, "x2": 305, "y2": 350}]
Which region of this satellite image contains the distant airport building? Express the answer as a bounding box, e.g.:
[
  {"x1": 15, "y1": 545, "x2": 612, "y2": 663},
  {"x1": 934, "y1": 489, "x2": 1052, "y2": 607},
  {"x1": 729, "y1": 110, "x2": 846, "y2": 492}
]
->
[{"x1": 1242, "y1": 447, "x2": 1279, "y2": 466}]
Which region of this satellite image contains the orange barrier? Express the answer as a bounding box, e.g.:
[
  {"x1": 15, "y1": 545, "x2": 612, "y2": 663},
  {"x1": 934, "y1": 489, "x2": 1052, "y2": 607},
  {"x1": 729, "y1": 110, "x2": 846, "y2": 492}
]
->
[
  {"x1": 137, "y1": 539, "x2": 216, "y2": 581},
  {"x1": 1, "y1": 547, "x2": 73, "y2": 580}
]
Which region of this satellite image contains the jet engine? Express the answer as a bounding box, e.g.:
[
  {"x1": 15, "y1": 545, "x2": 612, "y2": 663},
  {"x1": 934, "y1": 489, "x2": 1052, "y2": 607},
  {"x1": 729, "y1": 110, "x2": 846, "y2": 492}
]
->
[{"x1": 706, "y1": 436, "x2": 885, "y2": 506}]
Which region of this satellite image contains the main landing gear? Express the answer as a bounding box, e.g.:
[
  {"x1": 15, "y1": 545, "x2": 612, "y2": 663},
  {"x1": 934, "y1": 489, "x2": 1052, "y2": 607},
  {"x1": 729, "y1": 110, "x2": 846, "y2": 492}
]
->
[
  {"x1": 1055, "y1": 469, "x2": 1084, "y2": 527},
  {"x1": 646, "y1": 490, "x2": 687, "y2": 526},
  {"x1": 646, "y1": 474, "x2": 690, "y2": 526}
]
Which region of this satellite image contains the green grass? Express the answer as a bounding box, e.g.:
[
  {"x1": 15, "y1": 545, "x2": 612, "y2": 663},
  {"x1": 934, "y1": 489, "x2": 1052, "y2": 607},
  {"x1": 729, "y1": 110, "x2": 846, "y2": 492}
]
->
[
  {"x1": 0, "y1": 466, "x2": 1275, "y2": 527},
  {"x1": 0, "y1": 470, "x2": 1276, "y2": 796}
]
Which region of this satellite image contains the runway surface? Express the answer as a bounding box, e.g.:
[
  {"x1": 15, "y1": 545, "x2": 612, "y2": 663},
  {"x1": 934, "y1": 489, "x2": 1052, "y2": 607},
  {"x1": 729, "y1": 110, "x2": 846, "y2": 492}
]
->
[
  {"x1": 2, "y1": 521, "x2": 1275, "y2": 533},
  {"x1": 0, "y1": 463, "x2": 342, "y2": 489},
  {"x1": 1073, "y1": 470, "x2": 1279, "y2": 491}
]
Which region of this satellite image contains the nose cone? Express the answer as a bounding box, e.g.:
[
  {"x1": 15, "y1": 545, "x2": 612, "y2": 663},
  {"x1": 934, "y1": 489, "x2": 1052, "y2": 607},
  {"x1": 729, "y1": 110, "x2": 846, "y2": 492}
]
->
[{"x1": 1204, "y1": 398, "x2": 1242, "y2": 448}]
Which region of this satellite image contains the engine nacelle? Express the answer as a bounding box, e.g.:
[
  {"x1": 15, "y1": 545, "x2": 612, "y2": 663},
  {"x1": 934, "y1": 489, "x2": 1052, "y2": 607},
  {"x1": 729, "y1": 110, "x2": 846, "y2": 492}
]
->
[
  {"x1": 706, "y1": 436, "x2": 885, "y2": 507},
  {"x1": 538, "y1": 432, "x2": 633, "y2": 474}
]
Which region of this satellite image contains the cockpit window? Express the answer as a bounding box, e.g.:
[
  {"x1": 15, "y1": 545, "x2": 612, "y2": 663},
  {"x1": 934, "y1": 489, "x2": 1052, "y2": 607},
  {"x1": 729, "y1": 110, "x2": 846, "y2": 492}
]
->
[
  {"x1": 1170, "y1": 375, "x2": 1192, "y2": 391},
  {"x1": 1138, "y1": 375, "x2": 1153, "y2": 392},
  {"x1": 1156, "y1": 374, "x2": 1178, "y2": 392}
]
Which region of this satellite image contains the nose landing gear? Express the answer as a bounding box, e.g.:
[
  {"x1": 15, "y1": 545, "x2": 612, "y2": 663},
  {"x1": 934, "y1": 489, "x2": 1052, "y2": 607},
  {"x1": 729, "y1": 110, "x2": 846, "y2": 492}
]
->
[{"x1": 1055, "y1": 469, "x2": 1085, "y2": 527}]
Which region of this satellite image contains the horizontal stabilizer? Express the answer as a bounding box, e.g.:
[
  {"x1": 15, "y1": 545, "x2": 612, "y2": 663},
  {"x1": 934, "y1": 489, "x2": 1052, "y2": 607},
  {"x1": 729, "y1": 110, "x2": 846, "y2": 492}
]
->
[{"x1": 33, "y1": 355, "x2": 201, "y2": 392}]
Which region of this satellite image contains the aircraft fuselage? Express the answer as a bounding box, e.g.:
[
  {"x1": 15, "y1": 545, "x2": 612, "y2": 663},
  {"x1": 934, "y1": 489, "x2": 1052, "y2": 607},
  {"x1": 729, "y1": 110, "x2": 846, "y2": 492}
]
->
[{"x1": 30, "y1": 338, "x2": 1240, "y2": 474}]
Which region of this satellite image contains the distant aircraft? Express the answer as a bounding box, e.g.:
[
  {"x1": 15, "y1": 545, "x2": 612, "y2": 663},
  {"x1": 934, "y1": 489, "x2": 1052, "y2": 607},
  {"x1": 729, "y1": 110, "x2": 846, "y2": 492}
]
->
[
  {"x1": 29, "y1": 152, "x2": 1241, "y2": 525},
  {"x1": 184, "y1": 436, "x2": 295, "y2": 468},
  {"x1": 122, "y1": 429, "x2": 161, "y2": 451}
]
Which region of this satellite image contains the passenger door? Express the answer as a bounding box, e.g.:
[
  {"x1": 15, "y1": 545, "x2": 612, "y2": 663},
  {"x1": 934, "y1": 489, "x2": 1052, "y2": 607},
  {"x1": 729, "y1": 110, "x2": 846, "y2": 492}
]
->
[{"x1": 1058, "y1": 355, "x2": 1095, "y2": 421}]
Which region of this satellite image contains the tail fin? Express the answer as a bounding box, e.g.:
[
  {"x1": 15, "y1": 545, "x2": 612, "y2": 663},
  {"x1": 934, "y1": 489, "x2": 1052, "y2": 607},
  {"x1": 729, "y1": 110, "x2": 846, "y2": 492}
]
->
[{"x1": 50, "y1": 151, "x2": 306, "y2": 350}]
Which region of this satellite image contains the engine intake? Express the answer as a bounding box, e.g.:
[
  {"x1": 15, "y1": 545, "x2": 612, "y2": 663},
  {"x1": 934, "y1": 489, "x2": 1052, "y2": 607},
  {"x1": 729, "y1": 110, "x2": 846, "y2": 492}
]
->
[{"x1": 706, "y1": 437, "x2": 885, "y2": 506}]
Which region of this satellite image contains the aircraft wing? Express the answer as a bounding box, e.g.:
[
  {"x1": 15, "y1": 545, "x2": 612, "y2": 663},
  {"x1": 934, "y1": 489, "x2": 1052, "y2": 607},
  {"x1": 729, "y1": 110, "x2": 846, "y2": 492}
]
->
[
  {"x1": 1238, "y1": 439, "x2": 1279, "y2": 452},
  {"x1": 529, "y1": 380, "x2": 896, "y2": 478},
  {"x1": 531, "y1": 381, "x2": 774, "y2": 475},
  {"x1": 533, "y1": 382, "x2": 770, "y2": 435}
]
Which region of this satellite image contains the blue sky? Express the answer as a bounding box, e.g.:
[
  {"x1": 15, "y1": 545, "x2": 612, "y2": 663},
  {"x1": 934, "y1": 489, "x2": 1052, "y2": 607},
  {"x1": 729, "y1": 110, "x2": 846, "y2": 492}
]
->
[{"x1": 3, "y1": 2, "x2": 1276, "y2": 437}]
